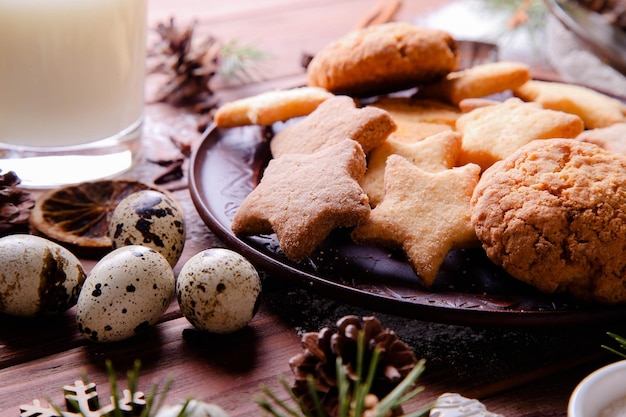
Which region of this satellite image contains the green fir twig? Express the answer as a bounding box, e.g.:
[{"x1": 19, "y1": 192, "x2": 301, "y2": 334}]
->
[
  {"x1": 218, "y1": 39, "x2": 270, "y2": 82},
  {"x1": 602, "y1": 332, "x2": 626, "y2": 359},
  {"x1": 255, "y1": 330, "x2": 431, "y2": 417},
  {"x1": 21, "y1": 360, "x2": 178, "y2": 417}
]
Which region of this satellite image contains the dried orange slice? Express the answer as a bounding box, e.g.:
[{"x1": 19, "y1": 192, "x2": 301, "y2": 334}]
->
[{"x1": 30, "y1": 179, "x2": 159, "y2": 256}]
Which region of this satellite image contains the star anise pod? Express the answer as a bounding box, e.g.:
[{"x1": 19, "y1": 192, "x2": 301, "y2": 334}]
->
[
  {"x1": 0, "y1": 170, "x2": 34, "y2": 236},
  {"x1": 288, "y1": 315, "x2": 418, "y2": 417}
]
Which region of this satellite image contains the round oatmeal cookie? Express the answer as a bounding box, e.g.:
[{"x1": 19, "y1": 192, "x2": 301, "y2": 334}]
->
[
  {"x1": 471, "y1": 138, "x2": 626, "y2": 304},
  {"x1": 306, "y1": 22, "x2": 458, "y2": 97}
]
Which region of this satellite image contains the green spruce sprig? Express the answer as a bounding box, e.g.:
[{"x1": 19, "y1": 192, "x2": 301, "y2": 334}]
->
[
  {"x1": 256, "y1": 331, "x2": 430, "y2": 417},
  {"x1": 33, "y1": 360, "x2": 182, "y2": 417},
  {"x1": 602, "y1": 332, "x2": 626, "y2": 359},
  {"x1": 218, "y1": 39, "x2": 270, "y2": 82}
]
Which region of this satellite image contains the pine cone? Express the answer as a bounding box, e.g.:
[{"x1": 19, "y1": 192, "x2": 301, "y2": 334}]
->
[
  {"x1": 288, "y1": 315, "x2": 418, "y2": 417},
  {"x1": 148, "y1": 17, "x2": 221, "y2": 107},
  {"x1": 0, "y1": 171, "x2": 34, "y2": 236}
]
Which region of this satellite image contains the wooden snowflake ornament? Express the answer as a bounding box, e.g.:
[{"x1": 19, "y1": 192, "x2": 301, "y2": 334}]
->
[{"x1": 20, "y1": 379, "x2": 146, "y2": 417}]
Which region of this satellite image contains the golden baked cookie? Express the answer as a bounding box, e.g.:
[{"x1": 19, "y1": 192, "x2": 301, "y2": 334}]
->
[
  {"x1": 387, "y1": 121, "x2": 452, "y2": 142},
  {"x1": 415, "y1": 61, "x2": 531, "y2": 105},
  {"x1": 514, "y1": 80, "x2": 626, "y2": 129},
  {"x1": 231, "y1": 139, "x2": 370, "y2": 262},
  {"x1": 576, "y1": 122, "x2": 626, "y2": 155},
  {"x1": 214, "y1": 86, "x2": 334, "y2": 128},
  {"x1": 370, "y1": 97, "x2": 460, "y2": 126},
  {"x1": 352, "y1": 156, "x2": 481, "y2": 288},
  {"x1": 458, "y1": 98, "x2": 499, "y2": 113},
  {"x1": 456, "y1": 98, "x2": 585, "y2": 171},
  {"x1": 472, "y1": 138, "x2": 626, "y2": 304},
  {"x1": 369, "y1": 97, "x2": 459, "y2": 141},
  {"x1": 306, "y1": 22, "x2": 459, "y2": 97},
  {"x1": 270, "y1": 95, "x2": 396, "y2": 158},
  {"x1": 362, "y1": 131, "x2": 462, "y2": 207}
]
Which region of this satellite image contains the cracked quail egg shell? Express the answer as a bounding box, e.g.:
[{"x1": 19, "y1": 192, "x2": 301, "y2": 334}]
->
[
  {"x1": 76, "y1": 245, "x2": 175, "y2": 343},
  {"x1": 176, "y1": 248, "x2": 261, "y2": 334},
  {"x1": 0, "y1": 234, "x2": 86, "y2": 317},
  {"x1": 109, "y1": 190, "x2": 186, "y2": 268}
]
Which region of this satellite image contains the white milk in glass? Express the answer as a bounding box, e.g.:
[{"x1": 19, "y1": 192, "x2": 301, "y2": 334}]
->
[{"x1": 0, "y1": 0, "x2": 147, "y2": 187}]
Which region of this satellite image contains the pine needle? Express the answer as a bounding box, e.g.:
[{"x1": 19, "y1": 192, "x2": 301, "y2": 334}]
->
[
  {"x1": 602, "y1": 332, "x2": 626, "y2": 359},
  {"x1": 218, "y1": 39, "x2": 269, "y2": 82}
]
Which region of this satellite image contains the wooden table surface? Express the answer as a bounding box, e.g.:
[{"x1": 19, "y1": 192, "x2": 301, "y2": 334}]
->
[{"x1": 2, "y1": 1, "x2": 626, "y2": 416}]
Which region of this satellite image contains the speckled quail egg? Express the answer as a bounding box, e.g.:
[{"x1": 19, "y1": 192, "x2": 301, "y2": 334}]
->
[
  {"x1": 0, "y1": 234, "x2": 86, "y2": 317},
  {"x1": 176, "y1": 248, "x2": 261, "y2": 334},
  {"x1": 76, "y1": 245, "x2": 175, "y2": 343},
  {"x1": 109, "y1": 189, "x2": 185, "y2": 267}
]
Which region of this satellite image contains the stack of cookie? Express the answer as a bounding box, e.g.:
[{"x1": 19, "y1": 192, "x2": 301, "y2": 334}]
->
[{"x1": 213, "y1": 21, "x2": 626, "y2": 304}]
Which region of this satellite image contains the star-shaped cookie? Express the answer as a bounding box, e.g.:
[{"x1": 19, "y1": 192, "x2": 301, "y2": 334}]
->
[
  {"x1": 456, "y1": 98, "x2": 584, "y2": 171},
  {"x1": 514, "y1": 80, "x2": 626, "y2": 129},
  {"x1": 231, "y1": 139, "x2": 370, "y2": 262},
  {"x1": 352, "y1": 155, "x2": 481, "y2": 287},
  {"x1": 269, "y1": 95, "x2": 396, "y2": 158},
  {"x1": 369, "y1": 97, "x2": 460, "y2": 141},
  {"x1": 362, "y1": 130, "x2": 462, "y2": 207}
]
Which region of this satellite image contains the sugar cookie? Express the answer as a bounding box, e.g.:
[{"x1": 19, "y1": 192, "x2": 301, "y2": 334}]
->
[
  {"x1": 362, "y1": 131, "x2": 462, "y2": 206},
  {"x1": 270, "y1": 95, "x2": 396, "y2": 158},
  {"x1": 416, "y1": 61, "x2": 531, "y2": 105},
  {"x1": 472, "y1": 138, "x2": 626, "y2": 304},
  {"x1": 232, "y1": 139, "x2": 370, "y2": 262},
  {"x1": 307, "y1": 22, "x2": 458, "y2": 97},
  {"x1": 514, "y1": 80, "x2": 626, "y2": 129},
  {"x1": 576, "y1": 122, "x2": 626, "y2": 155},
  {"x1": 456, "y1": 98, "x2": 584, "y2": 171},
  {"x1": 352, "y1": 156, "x2": 480, "y2": 287},
  {"x1": 214, "y1": 86, "x2": 334, "y2": 128}
]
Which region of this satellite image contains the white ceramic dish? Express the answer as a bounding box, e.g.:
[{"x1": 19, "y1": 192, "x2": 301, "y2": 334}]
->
[{"x1": 569, "y1": 360, "x2": 626, "y2": 417}]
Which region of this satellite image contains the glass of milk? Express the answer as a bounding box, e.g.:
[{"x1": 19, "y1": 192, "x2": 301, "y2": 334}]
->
[{"x1": 0, "y1": 0, "x2": 147, "y2": 188}]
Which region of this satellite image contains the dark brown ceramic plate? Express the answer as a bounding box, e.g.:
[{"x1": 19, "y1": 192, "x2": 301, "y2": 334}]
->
[{"x1": 189, "y1": 122, "x2": 626, "y2": 327}]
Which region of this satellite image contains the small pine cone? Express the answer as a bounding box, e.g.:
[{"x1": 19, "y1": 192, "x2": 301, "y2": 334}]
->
[
  {"x1": 0, "y1": 171, "x2": 34, "y2": 236},
  {"x1": 289, "y1": 315, "x2": 418, "y2": 417}
]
